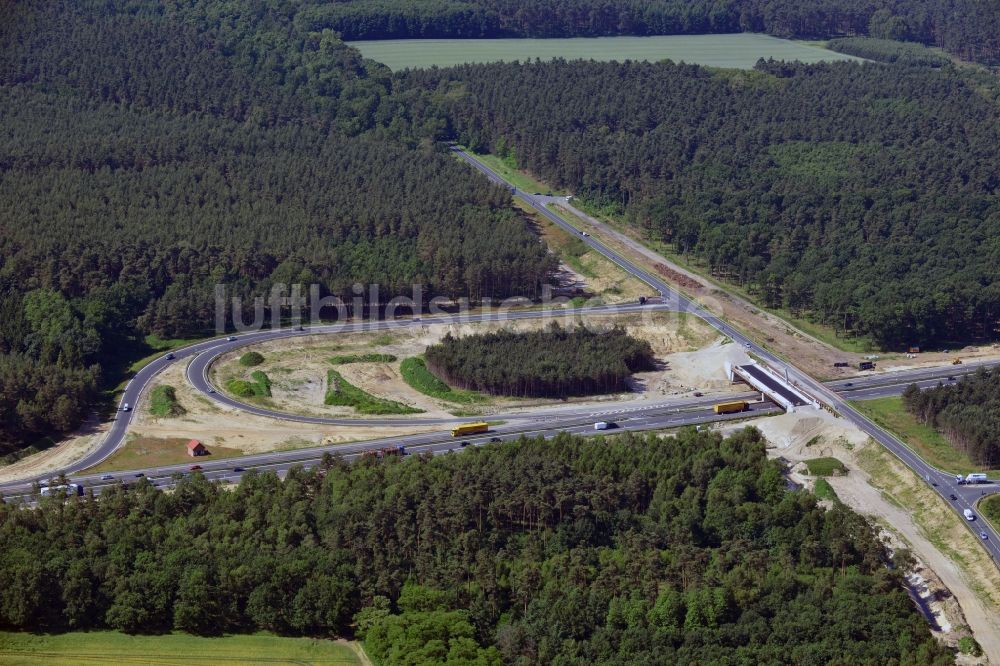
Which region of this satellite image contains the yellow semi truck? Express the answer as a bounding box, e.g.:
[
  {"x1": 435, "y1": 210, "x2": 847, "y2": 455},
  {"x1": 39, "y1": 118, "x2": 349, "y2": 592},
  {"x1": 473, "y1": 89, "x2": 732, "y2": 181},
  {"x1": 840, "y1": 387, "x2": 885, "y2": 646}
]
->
[
  {"x1": 713, "y1": 401, "x2": 749, "y2": 415},
  {"x1": 451, "y1": 422, "x2": 489, "y2": 437}
]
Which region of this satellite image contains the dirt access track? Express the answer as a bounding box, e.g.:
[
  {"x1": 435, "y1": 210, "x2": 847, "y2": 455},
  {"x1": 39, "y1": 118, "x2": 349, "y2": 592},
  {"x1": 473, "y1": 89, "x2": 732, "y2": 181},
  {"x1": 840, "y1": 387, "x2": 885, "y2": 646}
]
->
[
  {"x1": 546, "y1": 199, "x2": 1000, "y2": 380},
  {"x1": 718, "y1": 411, "x2": 1000, "y2": 662}
]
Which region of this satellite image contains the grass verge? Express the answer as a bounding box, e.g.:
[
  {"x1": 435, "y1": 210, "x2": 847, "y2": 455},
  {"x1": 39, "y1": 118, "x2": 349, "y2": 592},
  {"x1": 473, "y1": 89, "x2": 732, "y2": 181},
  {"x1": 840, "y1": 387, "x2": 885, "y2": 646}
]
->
[
  {"x1": 856, "y1": 441, "x2": 1000, "y2": 614},
  {"x1": 851, "y1": 397, "x2": 998, "y2": 475},
  {"x1": 0, "y1": 630, "x2": 362, "y2": 666},
  {"x1": 325, "y1": 370, "x2": 423, "y2": 415},
  {"x1": 88, "y1": 436, "x2": 245, "y2": 473},
  {"x1": 813, "y1": 478, "x2": 838, "y2": 501},
  {"x1": 330, "y1": 353, "x2": 398, "y2": 365},
  {"x1": 400, "y1": 357, "x2": 488, "y2": 404},
  {"x1": 227, "y1": 372, "x2": 272, "y2": 399},
  {"x1": 149, "y1": 385, "x2": 186, "y2": 418},
  {"x1": 804, "y1": 457, "x2": 847, "y2": 476},
  {"x1": 458, "y1": 146, "x2": 566, "y2": 195},
  {"x1": 979, "y1": 495, "x2": 1000, "y2": 535}
]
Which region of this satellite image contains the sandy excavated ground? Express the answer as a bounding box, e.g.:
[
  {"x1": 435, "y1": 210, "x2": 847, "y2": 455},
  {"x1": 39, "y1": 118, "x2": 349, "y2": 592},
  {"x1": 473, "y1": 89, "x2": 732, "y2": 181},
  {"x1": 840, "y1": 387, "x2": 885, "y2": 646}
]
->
[
  {"x1": 132, "y1": 362, "x2": 443, "y2": 455},
  {"x1": 211, "y1": 311, "x2": 736, "y2": 419},
  {"x1": 0, "y1": 415, "x2": 111, "y2": 484},
  {"x1": 718, "y1": 411, "x2": 1000, "y2": 661}
]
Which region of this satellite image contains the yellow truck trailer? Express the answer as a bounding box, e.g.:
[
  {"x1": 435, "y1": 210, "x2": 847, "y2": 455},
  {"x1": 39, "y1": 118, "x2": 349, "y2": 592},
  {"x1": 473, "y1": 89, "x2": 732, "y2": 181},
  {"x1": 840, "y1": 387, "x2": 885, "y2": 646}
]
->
[
  {"x1": 713, "y1": 401, "x2": 749, "y2": 415},
  {"x1": 451, "y1": 422, "x2": 489, "y2": 437}
]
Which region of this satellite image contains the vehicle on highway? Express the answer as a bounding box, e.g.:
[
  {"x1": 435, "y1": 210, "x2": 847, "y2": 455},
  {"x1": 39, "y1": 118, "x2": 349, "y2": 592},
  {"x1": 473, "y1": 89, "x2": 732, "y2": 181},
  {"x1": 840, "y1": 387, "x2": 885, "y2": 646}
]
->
[
  {"x1": 744, "y1": 342, "x2": 752, "y2": 350},
  {"x1": 121, "y1": 403, "x2": 131, "y2": 412},
  {"x1": 165, "y1": 352, "x2": 175, "y2": 360},
  {"x1": 713, "y1": 401, "x2": 749, "y2": 415},
  {"x1": 101, "y1": 474, "x2": 114, "y2": 481},
  {"x1": 460, "y1": 441, "x2": 470, "y2": 447},
  {"x1": 956, "y1": 474, "x2": 965, "y2": 484},
  {"x1": 232, "y1": 467, "x2": 244, "y2": 472},
  {"x1": 227, "y1": 335, "x2": 237, "y2": 341},
  {"x1": 594, "y1": 421, "x2": 609, "y2": 431},
  {"x1": 964, "y1": 509, "x2": 975, "y2": 521},
  {"x1": 134, "y1": 472, "x2": 145, "y2": 478},
  {"x1": 966, "y1": 473, "x2": 989, "y2": 484},
  {"x1": 981, "y1": 531, "x2": 989, "y2": 540},
  {"x1": 296, "y1": 325, "x2": 305, "y2": 331},
  {"x1": 948, "y1": 376, "x2": 956, "y2": 381},
  {"x1": 580, "y1": 231, "x2": 589, "y2": 237},
  {"x1": 189, "y1": 465, "x2": 202, "y2": 471},
  {"x1": 845, "y1": 382, "x2": 853, "y2": 387},
  {"x1": 452, "y1": 422, "x2": 489, "y2": 437},
  {"x1": 693, "y1": 391, "x2": 703, "y2": 397},
  {"x1": 208, "y1": 388, "x2": 216, "y2": 393},
  {"x1": 489, "y1": 437, "x2": 501, "y2": 443},
  {"x1": 949, "y1": 493, "x2": 958, "y2": 501},
  {"x1": 412, "y1": 317, "x2": 421, "y2": 322},
  {"x1": 40, "y1": 483, "x2": 83, "y2": 497}
]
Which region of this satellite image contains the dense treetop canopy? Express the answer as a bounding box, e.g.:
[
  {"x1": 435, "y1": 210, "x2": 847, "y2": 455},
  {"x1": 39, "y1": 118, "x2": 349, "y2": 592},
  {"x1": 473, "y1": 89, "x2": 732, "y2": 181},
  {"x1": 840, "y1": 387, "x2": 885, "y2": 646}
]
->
[
  {"x1": 424, "y1": 323, "x2": 657, "y2": 398},
  {"x1": 904, "y1": 369, "x2": 1000, "y2": 468},
  {"x1": 0, "y1": 430, "x2": 951, "y2": 664},
  {"x1": 403, "y1": 58, "x2": 1000, "y2": 348}
]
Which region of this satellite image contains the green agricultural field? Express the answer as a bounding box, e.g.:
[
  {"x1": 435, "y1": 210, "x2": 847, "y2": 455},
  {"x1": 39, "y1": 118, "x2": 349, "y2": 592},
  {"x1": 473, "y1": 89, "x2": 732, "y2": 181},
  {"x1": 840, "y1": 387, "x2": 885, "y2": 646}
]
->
[
  {"x1": 0, "y1": 630, "x2": 363, "y2": 666},
  {"x1": 350, "y1": 34, "x2": 862, "y2": 71}
]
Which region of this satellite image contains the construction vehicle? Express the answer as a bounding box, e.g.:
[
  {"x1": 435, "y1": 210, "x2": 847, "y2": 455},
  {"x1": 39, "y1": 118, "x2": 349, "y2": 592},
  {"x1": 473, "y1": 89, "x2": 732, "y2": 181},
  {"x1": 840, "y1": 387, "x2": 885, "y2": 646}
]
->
[
  {"x1": 952, "y1": 358, "x2": 962, "y2": 365},
  {"x1": 713, "y1": 401, "x2": 749, "y2": 415},
  {"x1": 451, "y1": 422, "x2": 489, "y2": 437}
]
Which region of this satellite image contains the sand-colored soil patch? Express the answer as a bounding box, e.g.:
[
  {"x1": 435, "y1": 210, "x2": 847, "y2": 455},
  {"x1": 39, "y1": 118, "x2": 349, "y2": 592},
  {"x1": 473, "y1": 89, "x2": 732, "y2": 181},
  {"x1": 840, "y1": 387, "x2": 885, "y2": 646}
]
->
[{"x1": 210, "y1": 311, "x2": 726, "y2": 417}]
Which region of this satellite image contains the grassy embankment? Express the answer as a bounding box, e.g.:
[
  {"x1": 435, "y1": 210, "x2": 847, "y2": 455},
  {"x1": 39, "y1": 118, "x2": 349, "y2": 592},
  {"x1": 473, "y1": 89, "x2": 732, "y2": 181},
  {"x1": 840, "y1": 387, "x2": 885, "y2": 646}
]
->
[
  {"x1": 0, "y1": 630, "x2": 364, "y2": 666},
  {"x1": 856, "y1": 441, "x2": 1000, "y2": 615},
  {"x1": 852, "y1": 396, "x2": 1000, "y2": 475},
  {"x1": 804, "y1": 457, "x2": 847, "y2": 476},
  {"x1": 400, "y1": 357, "x2": 488, "y2": 405},
  {"x1": 330, "y1": 353, "x2": 398, "y2": 364},
  {"x1": 980, "y1": 495, "x2": 1000, "y2": 535},
  {"x1": 325, "y1": 370, "x2": 422, "y2": 415},
  {"x1": 149, "y1": 385, "x2": 186, "y2": 418},
  {"x1": 227, "y1": 371, "x2": 272, "y2": 399}
]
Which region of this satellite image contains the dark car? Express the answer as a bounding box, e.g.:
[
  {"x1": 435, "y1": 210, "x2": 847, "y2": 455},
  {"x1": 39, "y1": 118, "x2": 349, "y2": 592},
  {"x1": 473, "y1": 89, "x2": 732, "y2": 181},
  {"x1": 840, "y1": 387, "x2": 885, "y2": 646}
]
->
[
  {"x1": 490, "y1": 437, "x2": 502, "y2": 443},
  {"x1": 948, "y1": 376, "x2": 956, "y2": 381},
  {"x1": 165, "y1": 352, "x2": 175, "y2": 360},
  {"x1": 949, "y1": 493, "x2": 958, "y2": 501},
  {"x1": 189, "y1": 465, "x2": 202, "y2": 471},
  {"x1": 460, "y1": 441, "x2": 470, "y2": 447},
  {"x1": 232, "y1": 466, "x2": 244, "y2": 472},
  {"x1": 693, "y1": 391, "x2": 704, "y2": 397},
  {"x1": 134, "y1": 472, "x2": 145, "y2": 478}
]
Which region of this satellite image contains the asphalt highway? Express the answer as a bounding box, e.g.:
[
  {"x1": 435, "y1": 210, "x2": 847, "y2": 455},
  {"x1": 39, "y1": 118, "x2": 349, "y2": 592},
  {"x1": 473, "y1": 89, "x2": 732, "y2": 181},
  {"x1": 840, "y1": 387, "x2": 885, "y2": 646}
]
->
[
  {"x1": 3, "y1": 148, "x2": 999, "y2": 562},
  {"x1": 454, "y1": 146, "x2": 1000, "y2": 560}
]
